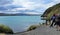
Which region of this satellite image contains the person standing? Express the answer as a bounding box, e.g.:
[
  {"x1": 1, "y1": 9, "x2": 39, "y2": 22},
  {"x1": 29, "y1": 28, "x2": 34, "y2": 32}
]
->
[
  {"x1": 54, "y1": 14, "x2": 60, "y2": 31},
  {"x1": 50, "y1": 14, "x2": 57, "y2": 27}
]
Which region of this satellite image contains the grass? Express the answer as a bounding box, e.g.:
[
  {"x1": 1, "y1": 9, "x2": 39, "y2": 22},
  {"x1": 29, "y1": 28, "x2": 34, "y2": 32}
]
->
[
  {"x1": 45, "y1": 3, "x2": 60, "y2": 20},
  {"x1": 0, "y1": 24, "x2": 13, "y2": 34},
  {"x1": 27, "y1": 23, "x2": 41, "y2": 31}
]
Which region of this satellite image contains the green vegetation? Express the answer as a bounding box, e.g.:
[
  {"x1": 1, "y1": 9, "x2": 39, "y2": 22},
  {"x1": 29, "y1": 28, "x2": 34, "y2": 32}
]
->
[
  {"x1": 47, "y1": 3, "x2": 60, "y2": 20},
  {"x1": 27, "y1": 25, "x2": 37, "y2": 31},
  {"x1": 0, "y1": 24, "x2": 13, "y2": 34},
  {"x1": 27, "y1": 24, "x2": 40, "y2": 31},
  {"x1": 42, "y1": 3, "x2": 60, "y2": 20}
]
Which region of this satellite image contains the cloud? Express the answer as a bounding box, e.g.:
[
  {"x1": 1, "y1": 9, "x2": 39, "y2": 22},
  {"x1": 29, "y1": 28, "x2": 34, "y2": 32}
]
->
[
  {"x1": 0, "y1": 6, "x2": 8, "y2": 11},
  {"x1": 12, "y1": 0, "x2": 60, "y2": 12},
  {"x1": 0, "y1": 0, "x2": 13, "y2": 5},
  {"x1": 0, "y1": 0, "x2": 60, "y2": 14},
  {"x1": 13, "y1": 0, "x2": 36, "y2": 9}
]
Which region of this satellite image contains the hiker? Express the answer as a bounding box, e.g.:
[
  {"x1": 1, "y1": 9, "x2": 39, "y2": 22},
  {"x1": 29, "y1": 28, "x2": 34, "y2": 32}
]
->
[
  {"x1": 55, "y1": 15, "x2": 60, "y2": 31},
  {"x1": 50, "y1": 14, "x2": 57, "y2": 27}
]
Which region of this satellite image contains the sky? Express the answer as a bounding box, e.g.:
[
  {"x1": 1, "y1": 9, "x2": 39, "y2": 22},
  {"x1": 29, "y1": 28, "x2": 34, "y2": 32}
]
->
[{"x1": 0, "y1": 0, "x2": 60, "y2": 14}]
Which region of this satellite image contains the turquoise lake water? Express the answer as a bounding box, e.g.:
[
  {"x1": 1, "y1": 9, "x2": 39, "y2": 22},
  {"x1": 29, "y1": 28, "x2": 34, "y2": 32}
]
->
[{"x1": 0, "y1": 16, "x2": 45, "y2": 33}]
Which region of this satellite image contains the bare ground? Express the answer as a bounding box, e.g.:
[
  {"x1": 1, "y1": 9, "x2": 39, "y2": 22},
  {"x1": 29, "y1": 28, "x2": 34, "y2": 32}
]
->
[{"x1": 17, "y1": 25, "x2": 60, "y2": 35}]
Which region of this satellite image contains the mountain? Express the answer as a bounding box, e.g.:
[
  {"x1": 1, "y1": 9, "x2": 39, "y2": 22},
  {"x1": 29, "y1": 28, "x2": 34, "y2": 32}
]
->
[{"x1": 0, "y1": 13, "x2": 40, "y2": 16}]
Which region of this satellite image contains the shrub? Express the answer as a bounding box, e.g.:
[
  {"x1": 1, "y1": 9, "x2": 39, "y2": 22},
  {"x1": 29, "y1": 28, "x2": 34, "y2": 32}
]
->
[
  {"x1": 0, "y1": 24, "x2": 13, "y2": 34},
  {"x1": 27, "y1": 25, "x2": 38, "y2": 31}
]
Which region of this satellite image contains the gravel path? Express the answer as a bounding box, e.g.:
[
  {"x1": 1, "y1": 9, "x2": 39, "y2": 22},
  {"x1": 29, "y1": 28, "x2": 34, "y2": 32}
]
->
[
  {"x1": 18, "y1": 25, "x2": 60, "y2": 35},
  {"x1": 12, "y1": 25, "x2": 60, "y2": 35}
]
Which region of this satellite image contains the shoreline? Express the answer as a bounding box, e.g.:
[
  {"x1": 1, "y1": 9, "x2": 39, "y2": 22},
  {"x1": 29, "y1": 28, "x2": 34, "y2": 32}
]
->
[{"x1": 14, "y1": 23, "x2": 42, "y2": 34}]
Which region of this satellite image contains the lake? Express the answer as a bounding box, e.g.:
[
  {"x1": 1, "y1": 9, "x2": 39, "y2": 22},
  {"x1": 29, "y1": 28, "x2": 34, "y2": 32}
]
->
[{"x1": 0, "y1": 16, "x2": 45, "y2": 33}]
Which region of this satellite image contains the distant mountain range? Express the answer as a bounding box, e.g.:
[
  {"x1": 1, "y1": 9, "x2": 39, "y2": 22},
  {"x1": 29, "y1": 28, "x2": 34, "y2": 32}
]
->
[{"x1": 0, "y1": 13, "x2": 40, "y2": 16}]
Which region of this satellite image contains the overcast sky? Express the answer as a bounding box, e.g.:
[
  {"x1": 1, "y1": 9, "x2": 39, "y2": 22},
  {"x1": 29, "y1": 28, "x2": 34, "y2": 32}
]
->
[{"x1": 0, "y1": 0, "x2": 60, "y2": 14}]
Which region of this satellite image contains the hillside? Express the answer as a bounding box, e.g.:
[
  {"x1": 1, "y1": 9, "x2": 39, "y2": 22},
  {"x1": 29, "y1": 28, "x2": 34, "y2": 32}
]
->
[{"x1": 42, "y1": 3, "x2": 60, "y2": 20}]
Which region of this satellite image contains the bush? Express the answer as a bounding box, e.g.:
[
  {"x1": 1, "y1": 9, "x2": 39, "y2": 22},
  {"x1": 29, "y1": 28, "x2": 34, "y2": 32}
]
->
[
  {"x1": 27, "y1": 25, "x2": 38, "y2": 31},
  {"x1": 0, "y1": 24, "x2": 13, "y2": 34}
]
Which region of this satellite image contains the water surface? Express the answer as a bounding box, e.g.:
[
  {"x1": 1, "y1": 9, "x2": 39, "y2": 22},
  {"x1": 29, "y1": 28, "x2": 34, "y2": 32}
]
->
[{"x1": 0, "y1": 16, "x2": 45, "y2": 33}]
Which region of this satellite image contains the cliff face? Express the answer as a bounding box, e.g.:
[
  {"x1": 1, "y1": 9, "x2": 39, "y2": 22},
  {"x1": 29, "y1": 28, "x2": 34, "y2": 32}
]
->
[{"x1": 42, "y1": 3, "x2": 60, "y2": 20}]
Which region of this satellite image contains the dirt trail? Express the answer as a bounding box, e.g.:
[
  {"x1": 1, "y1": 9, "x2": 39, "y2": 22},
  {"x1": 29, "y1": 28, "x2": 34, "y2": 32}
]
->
[{"x1": 18, "y1": 25, "x2": 60, "y2": 35}]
